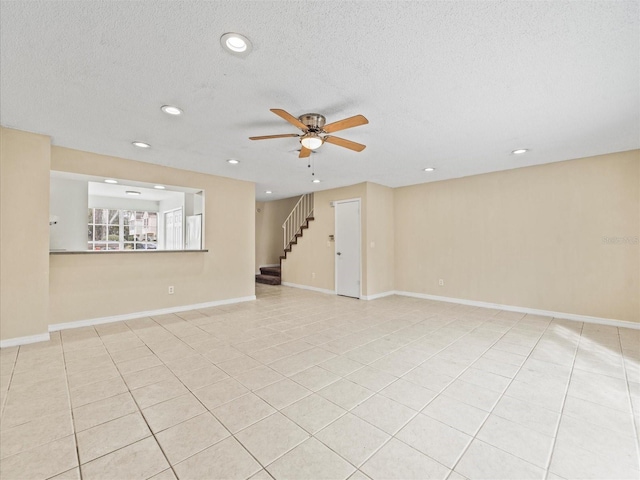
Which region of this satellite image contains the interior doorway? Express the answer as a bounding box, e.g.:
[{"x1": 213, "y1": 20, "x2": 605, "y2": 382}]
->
[{"x1": 335, "y1": 199, "x2": 361, "y2": 298}]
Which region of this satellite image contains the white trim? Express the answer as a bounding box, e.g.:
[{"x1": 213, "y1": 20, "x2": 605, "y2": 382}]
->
[
  {"x1": 281, "y1": 282, "x2": 336, "y2": 295},
  {"x1": 361, "y1": 291, "x2": 395, "y2": 301},
  {"x1": 394, "y1": 290, "x2": 640, "y2": 330},
  {"x1": 334, "y1": 198, "x2": 362, "y2": 299},
  {"x1": 48, "y1": 295, "x2": 256, "y2": 332},
  {"x1": 0, "y1": 332, "x2": 51, "y2": 349}
]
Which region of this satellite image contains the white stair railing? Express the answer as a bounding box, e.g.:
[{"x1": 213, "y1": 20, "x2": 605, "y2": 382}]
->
[{"x1": 282, "y1": 193, "x2": 314, "y2": 250}]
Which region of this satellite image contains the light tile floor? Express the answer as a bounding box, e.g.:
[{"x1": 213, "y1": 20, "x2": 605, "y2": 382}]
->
[{"x1": 1, "y1": 284, "x2": 639, "y2": 480}]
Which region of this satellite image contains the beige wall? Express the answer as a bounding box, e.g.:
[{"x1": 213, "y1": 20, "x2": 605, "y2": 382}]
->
[
  {"x1": 255, "y1": 196, "x2": 299, "y2": 272},
  {"x1": 395, "y1": 150, "x2": 640, "y2": 323},
  {"x1": 2, "y1": 124, "x2": 636, "y2": 343},
  {"x1": 1, "y1": 128, "x2": 51, "y2": 341},
  {"x1": 282, "y1": 183, "x2": 368, "y2": 293},
  {"x1": 49, "y1": 146, "x2": 256, "y2": 325},
  {"x1": 366, "y1": 182, "x2": 395, "y2": 296}
]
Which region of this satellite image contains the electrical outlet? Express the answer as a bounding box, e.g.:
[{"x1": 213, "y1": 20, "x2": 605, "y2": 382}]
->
[
  {"x1": 168, "y1": 286, "x2": 174, "y2": 294},
  {"x1": 312, "y1": 272, "x2": 316, "y2": 279},
  {"x1": 438, "y1": 279, "x2": 444, "y2": 286}
]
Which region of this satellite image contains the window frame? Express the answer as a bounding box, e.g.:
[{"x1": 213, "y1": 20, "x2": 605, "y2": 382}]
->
[{"x1": 88, "y1": 208, "x2": 158, "y2": 251}]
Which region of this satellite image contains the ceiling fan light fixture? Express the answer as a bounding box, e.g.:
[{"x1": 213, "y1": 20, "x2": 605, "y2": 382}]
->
[
  {"x1": 300, "y1": 133, "x2": 323, "y2": 150},
  {"x1": 220, "y1": 33, "x2": 252, "y2": 55}
]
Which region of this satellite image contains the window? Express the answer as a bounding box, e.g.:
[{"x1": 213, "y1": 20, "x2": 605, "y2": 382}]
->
[{"x1": 88, "y1": 209, "x2": 157, "y2": 251}]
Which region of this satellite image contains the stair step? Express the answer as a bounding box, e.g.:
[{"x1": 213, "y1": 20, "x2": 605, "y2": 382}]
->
[
  {"x1": 260, "y1": 266, "x2": 281, "y2": 276},
  {"x1": 255, "y1": 274, "x2": 281, "y2": 285},
  {"x1": 281, "y1": 213, "x2": 315, "y2": 264}
]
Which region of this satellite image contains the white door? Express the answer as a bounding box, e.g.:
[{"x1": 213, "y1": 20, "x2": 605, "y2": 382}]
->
[
  {"x1": 173, "y1": 209, "x2": 183, "y2": 249},
  {"x1": 164, "y1": 211, "x2": 174, "y2": 250},
  {"x1": 164, "y1": 208, "x2": 183, "y2": 250},
  {"x1": 335, "y1": 200, "x2": 361, "y2": 298}
]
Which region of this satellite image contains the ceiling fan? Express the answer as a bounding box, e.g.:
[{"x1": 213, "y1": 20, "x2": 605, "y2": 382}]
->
[{"x1": 250, "y1": 109, "x2": 368, "y2": 158}]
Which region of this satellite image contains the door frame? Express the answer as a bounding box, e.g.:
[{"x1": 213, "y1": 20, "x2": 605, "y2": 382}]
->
[{"x1": 334, "y1": 198, "x2": 362, "y2": 299}]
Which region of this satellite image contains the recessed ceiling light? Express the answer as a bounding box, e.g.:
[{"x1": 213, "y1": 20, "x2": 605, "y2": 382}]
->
[
  {"x1": 132, "y1": 141, "x2": 151, "y2": 149},
  {"x1": 265, "y1": 190, "x2": 272, "y2": 194},
  {"x1": 423, "y1": 167, "x2": 435, "y2": 172},
  {"x1": 154, "y1": 185, "x2": 165, "y2": 190},
  {"x1": 161, "y1": 105, "x2": 183, "y2": 116},
  {"x1": 104, "y1": 179, "x2": 118, "y2": 184},
  {"x1": 512, "y1": 149, "x2": 528, "y2": 155},
  {"x1": 220, "y1": 33, "x2": 252, "y2": 54},
  {"x1": 312, "y1": 179, "x2": 321, "y2": 183},
  {"x1": 227, "y1": 159, "x2": 239, "y2": 164},
  {"x1": 126, "y1": 191, "x2": 141, "y2": 196}
]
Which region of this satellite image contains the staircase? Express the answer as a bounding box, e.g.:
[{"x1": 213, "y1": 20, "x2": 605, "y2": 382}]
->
[
  {"x1": 255, "y1": 266, "x2": 281, "y2": 285},
  {"x1": 255, "y1": 193, "x2": 314, "y2": 286},
  {"x1": 279, "y1": 215, "x2": 314, "y2": 261},
  {"x1": 280, "y1": 193, "x2": 314, "y2": 262}
]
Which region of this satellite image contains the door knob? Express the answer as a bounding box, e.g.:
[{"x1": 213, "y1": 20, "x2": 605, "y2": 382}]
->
[{"x1": 336, "y1": 252, "x2": 341, "y2": 255}]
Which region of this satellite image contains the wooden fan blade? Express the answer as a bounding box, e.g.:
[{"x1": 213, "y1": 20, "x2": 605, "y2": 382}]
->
[
  {"x1": 299, "y1": 146, "x2": 311, "y2": 158},
  {"x1": 270, "y1": 109, "x2": 308, "y2": 131},
  {"x1": 322, "y1": 114, "x2": 368, "y2": 134},
  {"x1": 249, "y1": 134, "x2": 299, "y2": 140},
  {"x1": 323, "y1": 136, "x2": 366, "y2": 152}
]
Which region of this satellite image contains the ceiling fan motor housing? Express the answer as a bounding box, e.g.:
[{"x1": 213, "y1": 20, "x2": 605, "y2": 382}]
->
[{"x1": 298, "y1": 113, "x2": 326, "y2": 133}]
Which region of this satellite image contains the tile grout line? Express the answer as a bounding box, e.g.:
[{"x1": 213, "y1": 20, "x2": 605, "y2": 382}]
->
[
  {"x1": 258, "y1": 308, "x2": 565, "y2": 476},
  {"x1": 148, "y1": 307, "x2": 466, "y2": 475},
  {"x1": 134, "y1": 315, "x2": 279, "y2": 478},
  {"x1": 3, "y1": 300, "x2": 400, "y2": 476},
  {"x1": 446, "y1": 314, "x2": 562, "y2": 478},
  {"x1": 60, "y1": 331, "x2": 86, "y2": 480},
  {"x1": 95, "y1": 314, "x2": 272, "y2": 477},
  {"x1": 541, "y1": 322, "x2": 583, "y2": 480},
  {"x1": 616, "y1": 328, "x2": 640, "y2": 471},
  {"x1": 0, "y1": 345, "x2": 19, "y2": 419},
  {"x1": 88, "y1": 323, "x2": 180, "y2": 479},
  {"x1": 303, "y1": 310, "x2": 544, "y2": 476},
  {"x1": 384, "y1": 311, "x2": 544, "y2": 474},
  {"x1": 8, "y1": 290, "x2": 637, "y2": 480}
]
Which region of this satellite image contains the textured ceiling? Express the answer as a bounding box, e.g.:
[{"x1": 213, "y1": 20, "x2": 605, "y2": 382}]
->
[{"x1": 1, "y1": 1, "x2": 638, "y2": 201}]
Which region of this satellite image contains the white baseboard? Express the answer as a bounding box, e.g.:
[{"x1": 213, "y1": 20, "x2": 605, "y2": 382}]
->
[
  {"x1": 0, "y1": 332, "x2": 51, "y2": 349},
  {"x1": 281, "y1": 282, "x2": 336, "y2": 295},
  {"x1": 362, "y1": 291, "x2": 395, "y2": 301},
  {"x1": 394, "y1": 290, "x2": 639, "y2": 330},
  {"x1": 48, "y1": 295, "x2": 257, "y2": 332}
]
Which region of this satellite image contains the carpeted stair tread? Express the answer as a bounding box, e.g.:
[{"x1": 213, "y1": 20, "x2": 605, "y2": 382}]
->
[
  {"x1": 255, "y1": 274, "x2": 281, "y2": 285},
  {"x1": 260, "y1": 266, "x2": 281, "y2": 276}
]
